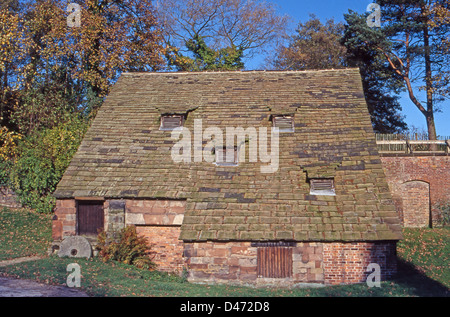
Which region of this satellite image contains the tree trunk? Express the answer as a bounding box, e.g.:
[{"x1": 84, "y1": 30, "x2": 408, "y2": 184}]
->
[{"x1": 422, "y1": 3, "x2": 437, "y2": 142}]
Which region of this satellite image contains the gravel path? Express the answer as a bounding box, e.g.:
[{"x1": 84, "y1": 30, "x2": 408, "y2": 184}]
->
[
  {"x1": 0, "y1": 276, "x2": 89, "y2": 297},
  {"x1": 0, "y1": 256, "x2": 89, "y2": 297}
]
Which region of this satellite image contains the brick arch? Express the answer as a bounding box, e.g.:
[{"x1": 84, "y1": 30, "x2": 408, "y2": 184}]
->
[
  {"x1": 380, "y1": 156, "x2": 450, "y2": 227},
  {"x1": 401, "y1": 180, "x2": 430, "y2": 228}
]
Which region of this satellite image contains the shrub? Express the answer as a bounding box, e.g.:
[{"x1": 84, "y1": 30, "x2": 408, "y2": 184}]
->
[
  {"x1": 8, "y1": 117, "x2": 89, "y2": 213},
  {"x1": 96, "y1": 226, "x2": 156, "y2": 270},
  {"x1": 435, "y1": 201, "x2": 450, "y2": 227},
  {"x1": 0, "y1": 127, "x2": 22, "y2": 185}
]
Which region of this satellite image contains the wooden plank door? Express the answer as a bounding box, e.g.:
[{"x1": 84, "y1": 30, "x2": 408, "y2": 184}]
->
[
  {"x1": 257, "y1": 247, "x2": 293, "y2": 278},
  {"x1": 77, "y1": 201, "x2": 104, "y2": 235}
]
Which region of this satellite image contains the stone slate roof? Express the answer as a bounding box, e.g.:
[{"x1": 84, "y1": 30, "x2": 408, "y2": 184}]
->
[{"x1": 54, "y1": 69, "x2": 403, "y2": 242}]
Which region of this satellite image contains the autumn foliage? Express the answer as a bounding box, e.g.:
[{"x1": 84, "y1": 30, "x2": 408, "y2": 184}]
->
[
  {"x1": 0, "y1": 0, "x2": 166, "y2": 212},
  {"x1": 96, "y1": 226, "x2": 156, "y2": 270}
]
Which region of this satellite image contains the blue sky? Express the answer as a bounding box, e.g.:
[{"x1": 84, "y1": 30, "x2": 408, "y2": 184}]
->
[{"x1": 246, "y1": 0, "x2": 449, "y2": 137}]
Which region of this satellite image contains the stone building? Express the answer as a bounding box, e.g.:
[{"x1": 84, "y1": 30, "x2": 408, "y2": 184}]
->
[{"x1": 52, "y1": 69, "x2": 403, "y2": 287}]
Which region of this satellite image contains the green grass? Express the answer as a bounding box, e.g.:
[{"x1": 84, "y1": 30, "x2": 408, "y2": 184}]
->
[
  {"x1": 0, "y1": 207, "x2": 448, "y2": 297},
  {"x1": 0, "y1": 207, "x2": 52, "y2": 261},
  {"x1": 397, "y1": 227, "x2": 450, "y2": 289}
]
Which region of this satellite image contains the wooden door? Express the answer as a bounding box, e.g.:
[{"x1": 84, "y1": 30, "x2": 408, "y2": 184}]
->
[
  {"x1": 257, "y1": 247, "x2": 293, "y2": 278},
  {"x1": 77, "y1": 201, "x2": 104, "y2": 235}
]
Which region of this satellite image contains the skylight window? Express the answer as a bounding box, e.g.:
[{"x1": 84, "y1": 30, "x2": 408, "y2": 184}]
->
[
  {"x1": 272, "y1": 115, "x2": 294, "y2": 132},
  {"x1": 214, "y1": 146, "x2": 239, "y2": 166},
  {"x1": 309, "y1": 178, "x2": 336, "y2": 196},
  {"x1": 160, "y1": 115, "x2": 184, "y2": 130}
]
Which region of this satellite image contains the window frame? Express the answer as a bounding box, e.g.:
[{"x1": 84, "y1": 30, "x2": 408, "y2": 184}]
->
[
  {"x1": 159, "y1": 114, "x2": 184, "y2": 131},
  {"x1": 214, "y1": 146, "x2": 239, "y2": 167},
  {"x1": 272, "y1": 115, "x2": 295, "y2": 133},
  {"x1": 309, "y1": 178, "x2": 336, "y2": 196}
]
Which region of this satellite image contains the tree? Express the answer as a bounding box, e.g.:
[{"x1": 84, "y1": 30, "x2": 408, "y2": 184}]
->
[
  {"x1": 1, "y1": 0, "x2": 167, "y2": 212},
  {"x1": 0, "y1": 4, "x2": 28, "y2": 130},
  {"x1": 273, "y1": 15, "x2": 407, "y2": 133},
  {"x1": 342, "y1": 13, "x2": 408, "y2": 134},
  {"x1": 4, "y1": 0, "x2": 166, "y2": 134},
  {"x1": 9, "y1": 117, "x2": 89, "y2": 213},
  {"x1": 342, "y1": 0, "x2": 450, "y2": 140},
  {"x1": 166, "y1": 34, "x2": 244, "y2": 71},
  {"x1": 273, "y1": 15, "x2": 347, "y2": 71},
  {"x1": 429, "y1": 2, "x2": 450, "y2": 98},
  {"x1": 156, "y1": 0, "x2": 288, "y2": 65}
]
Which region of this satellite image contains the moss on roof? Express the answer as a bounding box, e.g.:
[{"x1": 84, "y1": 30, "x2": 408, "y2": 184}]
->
[{"x1": 54, "y1": 69, "x2": 402, "y2": 242}]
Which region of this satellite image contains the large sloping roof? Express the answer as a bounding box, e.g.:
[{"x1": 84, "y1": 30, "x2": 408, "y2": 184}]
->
[{"x1": 54, "y1": 69, "x2": 402, "y2": 242}]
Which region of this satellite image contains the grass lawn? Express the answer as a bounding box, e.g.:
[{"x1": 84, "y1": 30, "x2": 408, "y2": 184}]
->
[
  {"x1": 0, "y1": 207, "x2": 52, "y2": 261},
  {"x1": 0, "y1": 207, "x2": 448, "y2": 297}
]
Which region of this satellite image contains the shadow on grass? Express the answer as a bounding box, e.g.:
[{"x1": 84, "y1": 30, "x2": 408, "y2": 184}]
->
[{"x1": 392, "y1": 258, "x2": 449, "y2": 297}]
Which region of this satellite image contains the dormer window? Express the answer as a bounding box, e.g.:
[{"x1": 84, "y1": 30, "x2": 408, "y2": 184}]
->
[
  {"x1": 160, "y1": 115, "x2": 184, "y2": 130},
  {"x1": 272, "y1": 115, "x2": 294, "y2": 132},
  {"x1": 214, "y1": 146, "x2": 238, "y2": 166},
  {"x1": 309, "y1": 178, "x2": 335, "y2": 196}
]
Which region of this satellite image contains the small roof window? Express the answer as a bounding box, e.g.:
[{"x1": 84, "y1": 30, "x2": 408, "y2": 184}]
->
[
  {"x1": 272, "y1": 115, "x2": 294, "y2": 132},
  {"x1": 309, "y1": 178, "x2": 335, "y2": 196},
  {"x1": 160, "y1": 115, "x2": 184, "y2": 130},
  {"x1": 214, "y1": 146, "x2": 239, "y2": 166}
]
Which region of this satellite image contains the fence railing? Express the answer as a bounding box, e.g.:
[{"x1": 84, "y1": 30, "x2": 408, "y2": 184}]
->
[{"x1": 375, "y1": 134, "x2": 450, "y2": 154}]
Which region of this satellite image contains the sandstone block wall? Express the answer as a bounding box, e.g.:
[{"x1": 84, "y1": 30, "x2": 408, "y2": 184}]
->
[
  {"x1": 52, "y1": 199, "x2": 77, "y2": 240},
  {"x1": 183, "y1": 241, "x2": 397, "y2": 287},
  {"x1": 52, "y1": 198, "x2": 186, "y2": 273}
]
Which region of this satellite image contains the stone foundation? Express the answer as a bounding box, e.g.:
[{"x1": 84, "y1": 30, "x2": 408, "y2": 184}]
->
[
  {"x1": 184, "y1": 240, "x2": 397, "y2": 287},
  {"x1": 52, "y1": 198, "x2": 398, "y2": 286},
  {"x1": 52, "y1": 198, "x2": 187, "y2": 274}
]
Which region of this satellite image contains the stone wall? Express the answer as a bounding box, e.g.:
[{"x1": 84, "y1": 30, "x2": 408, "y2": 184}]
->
[
  {"x1": 52, "y1": 197, "x2": 399, "y2": 286},
  {"x1": 184, "y1": 241, "x2": 397, "y2": 287},
  {"x1": 52, "y1": 199, "x2": 76, "y2": 240},
  {"x1": 126, "y1": 199, "x2": 186, "y2": 273},
  {"x1": 52, "y1": 198, "x2": 187, "y2": 273},
  {"x1": 0, "y1": 186, "x2": 21, "y2": 208},
  {"x1": 380, "y1": 155, "x2": 450, "y2": 227}
]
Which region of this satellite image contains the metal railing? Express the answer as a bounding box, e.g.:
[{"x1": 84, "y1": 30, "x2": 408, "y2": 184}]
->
[{"x1": 376, "y1": 134, "x2": 450, "y2": 154}]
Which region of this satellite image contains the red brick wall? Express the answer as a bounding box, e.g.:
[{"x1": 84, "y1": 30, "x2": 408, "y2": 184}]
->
[
  {"x1": 137, "y1": 226, "x2": 185, "y2": 273},
  {"x1": 381, "y1": 155, "x2": 450, "y2": 227},
  {"x1": 126, "y1": 199, "x2": 186, "y2": 273},
  {"x1": 323, "y1": 242, "x2": 397, "y2": 285},
  {"x1": 52, "y1": 199, "x2": 77, "y2": 240},
  {"x1": 401, "y1": 181, "x2": 430, "y2": 227}
]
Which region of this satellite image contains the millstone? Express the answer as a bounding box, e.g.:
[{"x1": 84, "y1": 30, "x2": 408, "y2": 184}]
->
[{"x1": 58, "y1": 236, "x2": 92, "y2": 259}]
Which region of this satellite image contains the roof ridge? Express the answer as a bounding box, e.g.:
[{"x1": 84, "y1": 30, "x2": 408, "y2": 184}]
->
[{"x1": 121, "y1": 68, "x2": 360, "y2": 76}]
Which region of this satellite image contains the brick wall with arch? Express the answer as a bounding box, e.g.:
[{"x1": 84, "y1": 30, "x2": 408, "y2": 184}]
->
[{"x1": 380, "y1": 155, "x2": 450, "y2": 227}]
